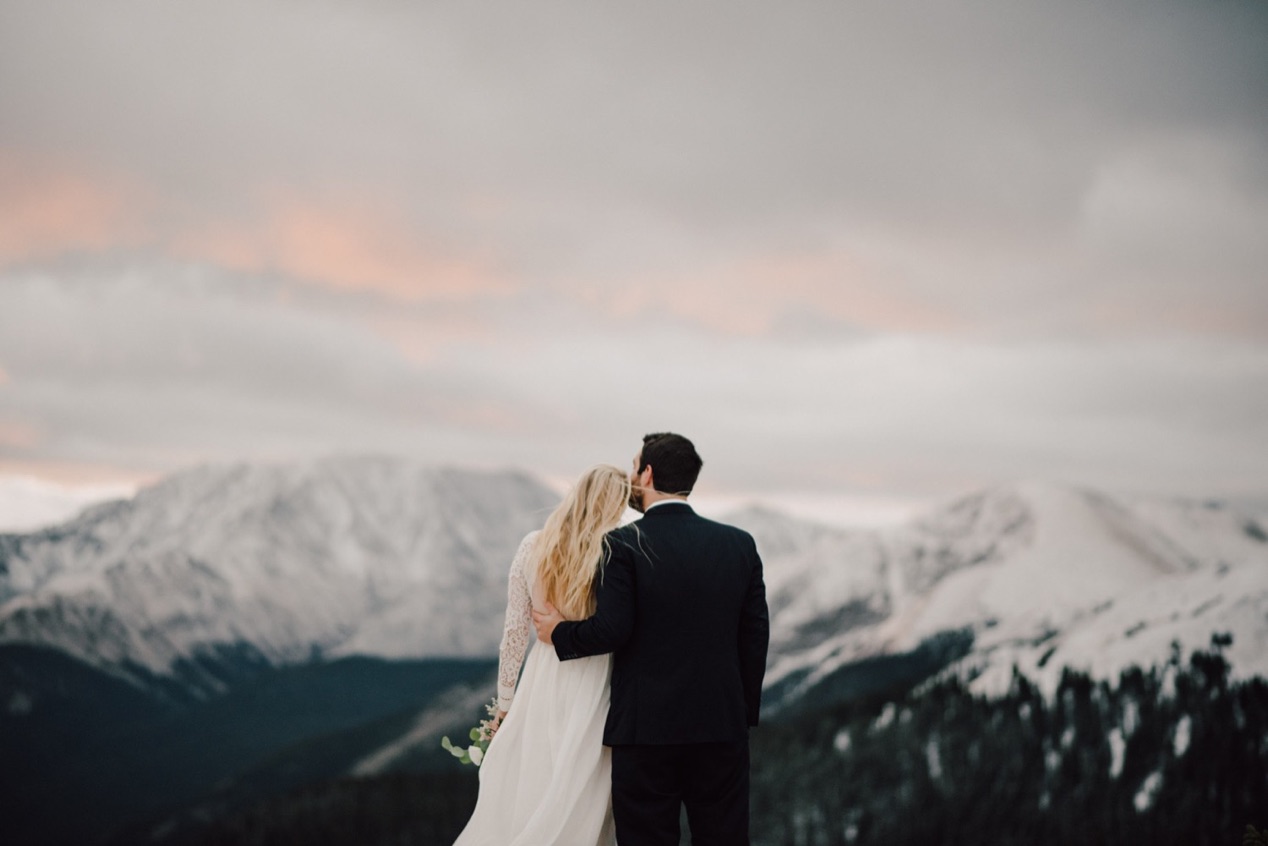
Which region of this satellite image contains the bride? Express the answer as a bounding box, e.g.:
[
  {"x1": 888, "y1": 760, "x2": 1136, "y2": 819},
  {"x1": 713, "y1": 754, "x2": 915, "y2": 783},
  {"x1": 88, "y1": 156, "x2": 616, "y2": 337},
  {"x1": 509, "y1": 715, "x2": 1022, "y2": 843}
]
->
[{"x1": 452, "y1": 464, "x2": 631, "y2": 846}]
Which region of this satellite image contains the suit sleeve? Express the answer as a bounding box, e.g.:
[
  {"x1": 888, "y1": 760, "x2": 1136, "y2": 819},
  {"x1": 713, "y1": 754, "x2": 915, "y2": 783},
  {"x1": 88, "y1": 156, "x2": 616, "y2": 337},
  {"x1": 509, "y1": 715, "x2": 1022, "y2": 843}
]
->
[
  {"x1": 738, "y1": 535, "x2": 770, "y2": 726},
  {"x1": 551, "y1": 537, "x2": 636, "y2": 661}
]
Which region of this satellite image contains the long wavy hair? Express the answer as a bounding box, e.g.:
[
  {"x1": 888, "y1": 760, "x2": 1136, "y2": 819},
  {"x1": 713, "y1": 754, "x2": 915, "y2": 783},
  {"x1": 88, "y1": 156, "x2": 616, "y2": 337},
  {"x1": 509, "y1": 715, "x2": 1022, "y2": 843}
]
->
[{"x1": 532, "y1": 464, "x2": 631, "y2": 620}]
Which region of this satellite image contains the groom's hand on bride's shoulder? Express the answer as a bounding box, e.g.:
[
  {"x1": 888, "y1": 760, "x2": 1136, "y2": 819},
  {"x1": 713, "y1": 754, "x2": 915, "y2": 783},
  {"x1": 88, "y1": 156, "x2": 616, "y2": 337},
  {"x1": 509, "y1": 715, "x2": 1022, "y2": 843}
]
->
[{"x1": 532, "y1": 602, "x2": 564, "y2": 645}]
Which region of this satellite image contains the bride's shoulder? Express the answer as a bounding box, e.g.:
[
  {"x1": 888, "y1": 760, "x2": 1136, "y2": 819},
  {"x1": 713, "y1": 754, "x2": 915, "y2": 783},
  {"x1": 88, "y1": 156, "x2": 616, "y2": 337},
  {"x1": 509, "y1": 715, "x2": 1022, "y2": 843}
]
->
[
  {"x1": 515, "y1": 529, "x2": 542, "y2": 555},
  {"x1": 508, "y1": 531, "x2": 541, "y2": 578}
]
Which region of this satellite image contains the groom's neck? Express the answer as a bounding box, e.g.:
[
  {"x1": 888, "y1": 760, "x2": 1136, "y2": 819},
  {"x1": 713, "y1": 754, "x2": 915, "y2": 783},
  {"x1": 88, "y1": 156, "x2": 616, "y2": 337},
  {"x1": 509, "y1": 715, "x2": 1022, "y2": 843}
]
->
[{"x1": 642, "y1": 490, "x2": 688, "y2": 510}]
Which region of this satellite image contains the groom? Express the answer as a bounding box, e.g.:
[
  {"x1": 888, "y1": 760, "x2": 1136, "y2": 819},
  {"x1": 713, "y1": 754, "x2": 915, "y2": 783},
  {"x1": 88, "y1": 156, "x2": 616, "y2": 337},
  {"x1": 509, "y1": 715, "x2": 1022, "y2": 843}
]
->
[{"x1": 532, "y1": 432, "x2": 770, "y2": 846}]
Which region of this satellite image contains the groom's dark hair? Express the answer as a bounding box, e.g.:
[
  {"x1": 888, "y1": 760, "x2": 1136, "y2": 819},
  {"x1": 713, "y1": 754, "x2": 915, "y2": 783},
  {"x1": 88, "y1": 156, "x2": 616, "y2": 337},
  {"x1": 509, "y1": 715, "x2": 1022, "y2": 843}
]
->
[{"x1": 639, "y1": 432, "x2": 703, "y2": 496}]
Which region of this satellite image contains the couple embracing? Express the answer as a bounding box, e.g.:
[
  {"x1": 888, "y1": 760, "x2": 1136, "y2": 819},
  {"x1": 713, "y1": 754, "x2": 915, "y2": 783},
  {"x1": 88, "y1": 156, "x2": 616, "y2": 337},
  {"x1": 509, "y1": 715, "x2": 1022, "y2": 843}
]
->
[{"x1": 454, "y1": 432, "x2": 770, "y2": 846}]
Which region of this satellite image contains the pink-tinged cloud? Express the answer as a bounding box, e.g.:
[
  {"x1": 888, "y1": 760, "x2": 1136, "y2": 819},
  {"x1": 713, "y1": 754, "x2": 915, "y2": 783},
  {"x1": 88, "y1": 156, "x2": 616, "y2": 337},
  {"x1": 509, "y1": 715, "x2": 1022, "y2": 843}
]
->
[
  {"x1": 603, "y1": 251, "x2": 962, "y2": 336},
  {"x1": 0, "y1": 152, "x2": 148, "y2": 266},
  {"x1": 170, "y1": 197, "x2": 513, "y2": 303},
  {"x1": 0, "y1": 363, "x2": 9, "y2": 385},
  {"x1": 0, "y1": 455, "x2": 159, "y2": 487},
  {"x1": 1089, "y1": 296, "x2": 1267, "y2": 338},
  {"x1": 0, "y1": 419, "x2": 42, "y2": 449},
  {"x1": 0, "y1": 149, "x2": 512, "y2": 303}
]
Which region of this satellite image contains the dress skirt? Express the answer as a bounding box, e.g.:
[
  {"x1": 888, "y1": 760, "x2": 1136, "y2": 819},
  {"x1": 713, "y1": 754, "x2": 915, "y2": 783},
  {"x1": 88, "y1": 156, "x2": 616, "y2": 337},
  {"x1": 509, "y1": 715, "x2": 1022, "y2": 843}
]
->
[{"x1": 453, "y1": 641, "x2": 616, "y2": 846}]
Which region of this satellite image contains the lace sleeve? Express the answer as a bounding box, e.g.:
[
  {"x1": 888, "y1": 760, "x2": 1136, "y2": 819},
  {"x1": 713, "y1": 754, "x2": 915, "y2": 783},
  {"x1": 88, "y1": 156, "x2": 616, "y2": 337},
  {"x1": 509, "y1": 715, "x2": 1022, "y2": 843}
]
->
[{"x1": 497, "y1": 531, "x2": 538, "y2": 711}]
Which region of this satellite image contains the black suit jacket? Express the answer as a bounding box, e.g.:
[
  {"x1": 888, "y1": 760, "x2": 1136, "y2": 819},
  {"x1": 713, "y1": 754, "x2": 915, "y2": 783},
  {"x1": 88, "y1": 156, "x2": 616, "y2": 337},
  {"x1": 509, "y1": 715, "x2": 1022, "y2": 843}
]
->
[{"x1": 551, "y1": 502, "x2": 770, "y2": 746}]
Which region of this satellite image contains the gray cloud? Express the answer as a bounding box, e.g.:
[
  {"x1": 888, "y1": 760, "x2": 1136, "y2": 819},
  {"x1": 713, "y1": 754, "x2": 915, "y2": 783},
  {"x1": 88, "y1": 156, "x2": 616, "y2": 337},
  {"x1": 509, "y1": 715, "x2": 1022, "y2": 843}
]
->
[
  {"x1": 3, "y1": 2, "x2": 1266, "y2": 290},
  {"x1": 1, "y1": 262, "x2": 1265, "y2": 498},
  {"x1": 0, "y1": 264, "x2": 554, "y2": 471},
  {"x1": 1, "y1": 0, "x2": 1266, "y2": 500}
]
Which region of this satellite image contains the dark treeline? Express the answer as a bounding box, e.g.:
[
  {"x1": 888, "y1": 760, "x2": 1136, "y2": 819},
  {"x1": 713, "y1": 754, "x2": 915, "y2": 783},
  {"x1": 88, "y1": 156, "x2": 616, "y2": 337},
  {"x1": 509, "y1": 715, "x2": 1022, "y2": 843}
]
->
[
  {"x1": 147, "y1": 640, "x2": 1267, "y2": 846},
  {"x1": 128, "y1": 772, "x2": 479, "y2": 846},
  {"x1": 750, "y1": 639, "x2": 1268, "y2": 846}
]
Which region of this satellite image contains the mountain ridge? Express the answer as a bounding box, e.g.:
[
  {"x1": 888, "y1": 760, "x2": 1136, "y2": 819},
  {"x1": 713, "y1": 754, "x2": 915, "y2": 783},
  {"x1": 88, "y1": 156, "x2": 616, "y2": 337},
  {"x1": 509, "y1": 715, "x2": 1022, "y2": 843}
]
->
[
  {"x1": 750, "y1": 479, "x2": 1267, "y2": 706},
  {"x1": 0, "y1": 455, "x2": 558, "y2": 694},
  {"x1": 2, "y1": 459, "x2": 1266, "y2": 845},
  {"x1": 2, "y1": 459, "x2": 1265, "y2": 706}
]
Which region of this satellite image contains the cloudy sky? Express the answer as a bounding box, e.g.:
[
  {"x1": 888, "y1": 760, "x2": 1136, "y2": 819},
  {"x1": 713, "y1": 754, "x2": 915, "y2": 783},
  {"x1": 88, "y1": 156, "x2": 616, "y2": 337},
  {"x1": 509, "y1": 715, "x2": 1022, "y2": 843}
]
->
[{"x1": 1, "y1": 0, "x2": 1266, "y2": 525}]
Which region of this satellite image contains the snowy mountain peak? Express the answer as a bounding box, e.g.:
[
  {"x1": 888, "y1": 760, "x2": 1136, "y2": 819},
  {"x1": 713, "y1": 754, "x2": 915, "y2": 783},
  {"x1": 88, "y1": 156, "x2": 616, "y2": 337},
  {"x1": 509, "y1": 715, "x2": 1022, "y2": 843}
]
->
[
  {"x1": 0, "y1": 456, "x2": 559, "y2": 690},
  {"x1": 756, "y1": 479, "x2": 1268, "y2": 702},
  {"x1": 2, "y1": 464, "x2": 1264, "y2": 705}
]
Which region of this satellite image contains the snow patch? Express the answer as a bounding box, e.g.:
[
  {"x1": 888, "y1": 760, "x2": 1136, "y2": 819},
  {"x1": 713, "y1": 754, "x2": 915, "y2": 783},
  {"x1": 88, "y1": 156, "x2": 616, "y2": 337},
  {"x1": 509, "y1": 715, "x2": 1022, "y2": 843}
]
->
[
  {"x1": 873, "y1": 703, "x2": 896, "y2": 731},
  {"x1": 925, "y1": 737, "x2": 943, "y2": 780},
  {"x1": 1173, "y1": 715, "x2": 1191, "y2": 757},
  {"x1": 1122, "y1": 699, "x2": 1140, "y2": 736},
  {"x1": 1133, "y1": 771, "x2": 1163, "y2": 812},
  {"x1": 1108, "y1": 728, "x2": 1125, "y2": 778}
]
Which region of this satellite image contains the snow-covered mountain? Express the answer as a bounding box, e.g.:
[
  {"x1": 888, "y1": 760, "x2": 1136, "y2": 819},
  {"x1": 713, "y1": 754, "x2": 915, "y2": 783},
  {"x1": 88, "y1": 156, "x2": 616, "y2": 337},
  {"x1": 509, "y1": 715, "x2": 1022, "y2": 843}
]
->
[
  {"x1": 6, "y1": 462, "x2": 1263, "y2": 846},
  {"x1": 0, "y1": 456, "x2": 558, "y2": 692},
  {"x1": 2, "y1": 458, "x2": 1265, "y2": 706},
  {"x1": 750, "y1": 481, "x2": 1268, "y2": 703}
]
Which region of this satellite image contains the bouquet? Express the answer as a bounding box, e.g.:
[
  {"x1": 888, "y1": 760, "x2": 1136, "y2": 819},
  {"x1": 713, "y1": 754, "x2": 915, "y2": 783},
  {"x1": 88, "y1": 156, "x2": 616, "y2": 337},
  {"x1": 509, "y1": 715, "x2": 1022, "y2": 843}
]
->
[{"x1": 441, "y1": 698, "x2": 502, "y2": 767}]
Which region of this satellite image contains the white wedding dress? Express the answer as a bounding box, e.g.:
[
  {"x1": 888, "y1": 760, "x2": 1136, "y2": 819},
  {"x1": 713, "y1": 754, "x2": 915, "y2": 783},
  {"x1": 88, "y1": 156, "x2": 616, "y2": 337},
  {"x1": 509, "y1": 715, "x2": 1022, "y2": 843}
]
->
[{"x1": 453, "y1": 531, "x2": 617, "y2": 846}]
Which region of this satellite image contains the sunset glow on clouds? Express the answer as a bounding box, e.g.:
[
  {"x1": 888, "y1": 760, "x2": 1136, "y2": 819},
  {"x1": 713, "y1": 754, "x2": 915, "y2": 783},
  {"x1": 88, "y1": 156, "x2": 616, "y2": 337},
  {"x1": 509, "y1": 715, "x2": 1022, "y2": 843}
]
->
[
  {"x1": 168, "y1": 196, "x2": 514, "y2": 304},
  {"x1": 1, "y1": 0, "x2": 1266, "y2": 520},
  {"x1": 0, "y1": 154, "x2": 510, "y2": 305},
  {"x1": 0, "y1": 419, "x2": 40, "y2": 450},
  {"x1": 0, "y1": 153, "x2": 148, "y2": 265}
]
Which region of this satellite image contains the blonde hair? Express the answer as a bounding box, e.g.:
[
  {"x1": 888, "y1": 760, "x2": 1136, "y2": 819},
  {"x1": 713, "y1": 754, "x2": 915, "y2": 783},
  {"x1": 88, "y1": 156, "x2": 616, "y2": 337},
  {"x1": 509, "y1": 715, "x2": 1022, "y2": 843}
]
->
[{"x1": 533, "y1": 464, "x2": 631, "y2": 620}]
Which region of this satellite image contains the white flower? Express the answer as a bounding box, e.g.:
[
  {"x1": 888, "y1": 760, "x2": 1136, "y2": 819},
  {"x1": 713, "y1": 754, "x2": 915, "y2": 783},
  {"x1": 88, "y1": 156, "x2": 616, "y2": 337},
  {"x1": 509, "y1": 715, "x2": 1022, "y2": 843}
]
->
[{"x1": 469, "y1": 746, "x2": 484, "y2": 766}]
